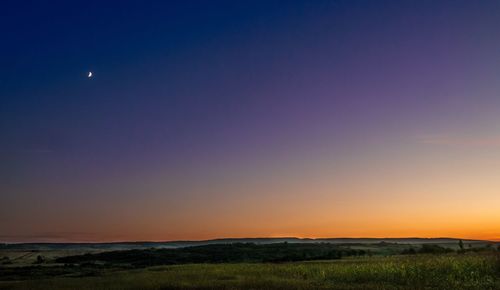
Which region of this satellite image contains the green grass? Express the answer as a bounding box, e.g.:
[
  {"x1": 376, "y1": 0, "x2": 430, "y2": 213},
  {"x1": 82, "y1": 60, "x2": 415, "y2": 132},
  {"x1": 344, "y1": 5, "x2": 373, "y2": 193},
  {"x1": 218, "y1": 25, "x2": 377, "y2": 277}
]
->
[{"x1": 1, "y1": 254, "x2": 498, "y2": 289}]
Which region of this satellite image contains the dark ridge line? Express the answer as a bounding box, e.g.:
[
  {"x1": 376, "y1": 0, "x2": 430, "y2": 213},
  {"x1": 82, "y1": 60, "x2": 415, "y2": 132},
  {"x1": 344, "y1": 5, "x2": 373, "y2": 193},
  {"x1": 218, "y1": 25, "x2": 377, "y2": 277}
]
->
[{"x1": 1, "y1": 237, "x2": 494, "y2": 246}]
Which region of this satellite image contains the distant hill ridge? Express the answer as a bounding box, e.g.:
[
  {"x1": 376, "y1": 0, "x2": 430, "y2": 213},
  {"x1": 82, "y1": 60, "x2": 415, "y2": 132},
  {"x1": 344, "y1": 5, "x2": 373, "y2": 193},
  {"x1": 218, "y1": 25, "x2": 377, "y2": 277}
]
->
[{"x1": 0, "y1": 237, "x2": 490, "y2": 251}]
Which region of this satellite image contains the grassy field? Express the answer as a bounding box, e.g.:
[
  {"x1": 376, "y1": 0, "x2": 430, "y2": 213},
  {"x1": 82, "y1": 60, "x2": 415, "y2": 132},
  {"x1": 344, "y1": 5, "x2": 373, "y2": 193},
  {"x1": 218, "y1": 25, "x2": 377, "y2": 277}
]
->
[{"x1": 1, "y1": 254, "x2": 498, "y2": 290}]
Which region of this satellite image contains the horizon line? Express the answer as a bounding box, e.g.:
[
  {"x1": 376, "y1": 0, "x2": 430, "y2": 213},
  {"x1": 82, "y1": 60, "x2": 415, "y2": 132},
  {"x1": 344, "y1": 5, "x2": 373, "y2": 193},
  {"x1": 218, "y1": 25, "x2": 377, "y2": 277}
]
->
[{"x1": 2, "y1": 236, "x2": 498, "y2": 245}]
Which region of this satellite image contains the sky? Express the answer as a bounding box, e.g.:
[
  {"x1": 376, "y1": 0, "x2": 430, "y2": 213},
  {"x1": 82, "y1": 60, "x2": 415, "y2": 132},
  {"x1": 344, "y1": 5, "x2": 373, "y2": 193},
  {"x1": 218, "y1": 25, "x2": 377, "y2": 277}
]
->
[{"x1": 1, "y1": 0, "x2": 500, "y2": 243}]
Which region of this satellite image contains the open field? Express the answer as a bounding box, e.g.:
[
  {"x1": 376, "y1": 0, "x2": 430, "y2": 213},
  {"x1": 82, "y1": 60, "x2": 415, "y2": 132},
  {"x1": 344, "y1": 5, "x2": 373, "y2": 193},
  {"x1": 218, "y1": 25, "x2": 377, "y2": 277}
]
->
[
  {"x1": 0, "y1": 238, "x2": 493, "y2": 267},
  {"x1": 1, "y1": 241, "x2": 498, "y2": 289},
  {"x1": 1, "y1": 253, "x2": 499, "y2": 290}
]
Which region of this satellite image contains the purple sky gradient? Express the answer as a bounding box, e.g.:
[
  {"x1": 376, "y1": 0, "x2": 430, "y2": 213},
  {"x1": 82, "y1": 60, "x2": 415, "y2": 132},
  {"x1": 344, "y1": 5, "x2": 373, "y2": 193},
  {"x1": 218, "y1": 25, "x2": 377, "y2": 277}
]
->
[{"x1": 1, "y1": 0, "x2": 500, "y2": 242}]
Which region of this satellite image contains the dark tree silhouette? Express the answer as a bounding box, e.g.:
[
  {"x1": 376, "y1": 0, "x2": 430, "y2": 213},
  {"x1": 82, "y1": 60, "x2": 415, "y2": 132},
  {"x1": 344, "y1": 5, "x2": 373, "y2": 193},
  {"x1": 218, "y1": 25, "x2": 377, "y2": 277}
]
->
[{"x1": 35, "y1": 255, "x2": 45, "y2": 264}]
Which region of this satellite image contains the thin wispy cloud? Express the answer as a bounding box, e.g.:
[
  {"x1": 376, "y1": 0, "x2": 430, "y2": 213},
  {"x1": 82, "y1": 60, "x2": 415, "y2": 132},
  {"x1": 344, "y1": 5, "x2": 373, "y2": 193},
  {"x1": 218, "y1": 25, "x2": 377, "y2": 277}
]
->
[
  {"x1": 0, "y1": 232, "x2": 96, "y2": 243},
  {"x1": 21, "y1": 149, "x2": 54, "y2": 153},
  {"x1": 0, "y1": 149, "x2": 54, "y2": 154},
  {"x1": 417, "y1": 134, "x2": 500, "y2": 147}
]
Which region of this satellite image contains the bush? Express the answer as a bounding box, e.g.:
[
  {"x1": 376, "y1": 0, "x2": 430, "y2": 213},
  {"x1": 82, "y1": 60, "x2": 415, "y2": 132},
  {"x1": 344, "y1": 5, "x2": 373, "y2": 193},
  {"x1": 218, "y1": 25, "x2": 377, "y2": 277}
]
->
[
  {"x1": 401, "y1": 247, "x2": 417, "y2": 255},
  {"x1": 34, "y1": 255, "x2": 45, "y2": 264}
]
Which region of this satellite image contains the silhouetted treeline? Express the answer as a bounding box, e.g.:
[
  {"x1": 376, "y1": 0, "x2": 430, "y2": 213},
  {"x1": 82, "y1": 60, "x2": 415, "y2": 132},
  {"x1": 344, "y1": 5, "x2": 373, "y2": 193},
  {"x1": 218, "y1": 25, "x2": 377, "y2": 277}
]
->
[
  {"x1": 401, "y1": 244, "x2": 453, "y2": 255},
  {"x1": 401, "y1": 243, "x2": 499, "y2": 255},
  {"x1": 56, "y1": 243, "x2": 367, "y2": 267}
]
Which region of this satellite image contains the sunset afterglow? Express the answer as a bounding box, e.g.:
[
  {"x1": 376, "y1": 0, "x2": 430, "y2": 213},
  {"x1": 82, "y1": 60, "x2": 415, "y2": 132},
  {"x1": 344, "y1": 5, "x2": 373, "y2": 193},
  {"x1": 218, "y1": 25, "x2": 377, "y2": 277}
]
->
[{"x1": 1, "y1": 0, "x2": 499, "y2": 243}]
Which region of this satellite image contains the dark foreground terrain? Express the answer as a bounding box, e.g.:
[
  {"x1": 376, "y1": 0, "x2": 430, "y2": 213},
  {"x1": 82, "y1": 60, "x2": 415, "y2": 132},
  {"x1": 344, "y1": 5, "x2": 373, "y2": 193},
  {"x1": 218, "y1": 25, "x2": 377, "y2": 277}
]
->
[{"x1": 0, "y1": 240, "x2": 499, "y2": 289}]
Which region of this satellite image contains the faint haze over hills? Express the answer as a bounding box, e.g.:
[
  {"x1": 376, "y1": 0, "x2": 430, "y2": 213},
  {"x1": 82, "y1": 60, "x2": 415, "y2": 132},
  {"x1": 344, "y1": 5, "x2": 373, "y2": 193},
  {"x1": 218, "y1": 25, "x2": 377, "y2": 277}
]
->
[{"x1": 1, "y1": 237, "x2": 496, "y2": 249}]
